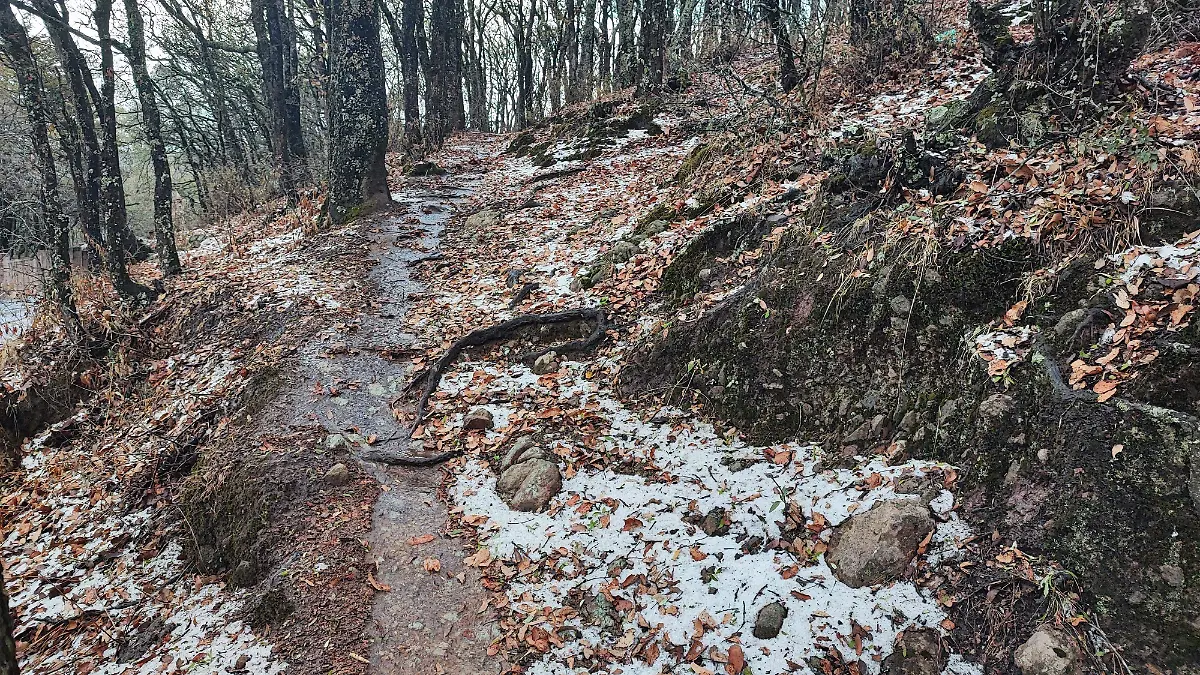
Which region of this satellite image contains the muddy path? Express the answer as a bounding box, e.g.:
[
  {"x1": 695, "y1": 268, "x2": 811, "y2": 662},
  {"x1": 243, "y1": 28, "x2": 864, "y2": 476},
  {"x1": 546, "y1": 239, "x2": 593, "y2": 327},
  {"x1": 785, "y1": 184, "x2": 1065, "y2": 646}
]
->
[
  {"x1": 357, "y1": 179, "x2": 500, "y2": 675},
  {"x1": 251, "y1": 167, "x2": 499, "y2": 674}
]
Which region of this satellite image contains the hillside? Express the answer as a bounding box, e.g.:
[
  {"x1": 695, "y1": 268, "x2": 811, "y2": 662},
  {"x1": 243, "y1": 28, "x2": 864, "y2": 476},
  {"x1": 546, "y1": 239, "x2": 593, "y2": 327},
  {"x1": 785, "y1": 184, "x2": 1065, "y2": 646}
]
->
[{"x1": 1, "y1": 1, "x2": 1199, "y2": 674}]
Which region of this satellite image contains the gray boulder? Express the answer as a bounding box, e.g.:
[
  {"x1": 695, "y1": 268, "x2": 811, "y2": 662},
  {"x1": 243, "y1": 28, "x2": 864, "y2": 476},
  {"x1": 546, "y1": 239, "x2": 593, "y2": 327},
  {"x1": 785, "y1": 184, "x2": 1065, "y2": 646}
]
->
[
  {"x1": 1014, "y1": 627, "x2": 1081, "y2": 675},
  {"x1": 324, "y1": 462, "x2": 351, "y2": 486},
  {"x1": 497, "y1": 459, "x2": 562, "y2": 512},
  {"x1": 826, "y1": 499, "x2": 935, "y2": 587}
]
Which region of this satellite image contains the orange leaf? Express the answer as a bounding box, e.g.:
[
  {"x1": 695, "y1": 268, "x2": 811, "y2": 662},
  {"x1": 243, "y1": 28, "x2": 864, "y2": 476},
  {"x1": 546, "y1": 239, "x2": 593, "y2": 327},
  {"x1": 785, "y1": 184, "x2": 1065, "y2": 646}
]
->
[{"x1": 407, "y1": 534, "x2": 435, "y2": 546}]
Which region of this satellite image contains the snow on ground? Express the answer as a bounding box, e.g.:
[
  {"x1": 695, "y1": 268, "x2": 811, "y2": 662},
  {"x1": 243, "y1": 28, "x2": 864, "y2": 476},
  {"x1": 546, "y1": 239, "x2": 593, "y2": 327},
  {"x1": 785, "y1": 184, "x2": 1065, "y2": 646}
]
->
[{"x1": 446, "y1": 361, "x2": 971, "y2": 673}]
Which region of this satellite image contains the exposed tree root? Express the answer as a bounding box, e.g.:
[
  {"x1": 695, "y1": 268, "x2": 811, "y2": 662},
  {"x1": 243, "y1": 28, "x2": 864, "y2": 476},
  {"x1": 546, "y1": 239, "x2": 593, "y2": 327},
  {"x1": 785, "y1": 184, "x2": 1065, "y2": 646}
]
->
[
  {"x1": 525, "y1": 166, "x2": 587, "y2": 185},
  {"x1": 404, "y1": 308, "x2": 607, "y2": 432}
]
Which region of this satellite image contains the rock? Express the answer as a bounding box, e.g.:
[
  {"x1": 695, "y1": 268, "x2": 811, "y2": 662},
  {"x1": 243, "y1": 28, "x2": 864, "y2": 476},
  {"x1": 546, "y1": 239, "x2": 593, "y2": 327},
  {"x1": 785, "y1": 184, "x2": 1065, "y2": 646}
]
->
[
  {"x1": 610, "y1": 240, "x2": 639, "y2": 264},
  {"x1": 697, "y1": 267, "x2": 713, "y2": 282},
  {"x1": 752, "y1": 601, "x2": 787, "y2": 639},
  {"x1": 324, "y1": 462, "x2": 351, "y2": 486},
  {"x1": 580, "y1": 593, "x2": 621, "y2": 633},
  {"x1": 977, "y1": 393, "x2": 1014, "y2": 428},
  {"x1": 700, "y1": 507, "x2": 731, "y2": 536},
  {"x1": 407, "y1": 160, "x2": 447, "y2": 176},
  {"x1": 882, "y1": 629, "x2": 943, "y2": 675},
  {"x1": 500, "y1": 436, "x2": 553, "y2": 471},
  {"x1": 496, "y1": 459, "x2": 561, "y2": 512},
  {"x1": 465, "y1": 209, "x2": 502, "y2": 231},
  {"x1": 325, "y1": 434, "x2": 346, "y2": 450},
  {"x1": 532, "y1": 351, "x2": 560, "y2": 375},
  {"x1": 228, "y1": 560, "x2": 258, "y2": 588},
  {"x1": 463, "y1": 408, "x2": 494, "y2": 430},
  {"x1": 1014, "y1": 627, "x2": 1081, "y2": 675},
  {"x1": 826, "y1": 499, "x2": 935, "y2": 587},
  {"x1": 889, "y1": 295, "x2": 913, "y2": 316}
]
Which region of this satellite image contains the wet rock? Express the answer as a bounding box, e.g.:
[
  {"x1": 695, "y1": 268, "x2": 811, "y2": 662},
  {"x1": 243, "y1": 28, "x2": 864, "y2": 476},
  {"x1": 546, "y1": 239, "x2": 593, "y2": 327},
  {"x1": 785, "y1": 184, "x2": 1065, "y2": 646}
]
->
[
  {"x1": 826, "y1": 499, "x2": 935, "y2": 587},
  {"x1": 463, "y1": 408, "x2": 494, "y2": 430},
  {"x1": 700, "y1": 507, "x2": 731, "y2": 536},
  {"x1": 496, "y1": 459, "x2": 561, "y2": 512},
  {"x1": 752, "y1": 601, "x2": 787, "y2": 639},
  {"x1": 882, "y1": 629, "x2": 943, "y2": 675},
  {"x1": 324, "y1": 462, "x2": 350, "y2": 486},
  {"x1": 532, "y1": 351, "x2": 560, "y2": 375},
  {"x1": 1014, "y1": 627, "x2": 1081, "y2": 675}
]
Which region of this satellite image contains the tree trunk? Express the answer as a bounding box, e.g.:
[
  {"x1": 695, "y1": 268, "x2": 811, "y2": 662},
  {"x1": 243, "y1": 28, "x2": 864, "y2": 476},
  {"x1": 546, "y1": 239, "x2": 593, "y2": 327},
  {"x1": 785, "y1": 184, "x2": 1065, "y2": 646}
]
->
[
  {"x1": 95, "y1": 0, "x2": 155, "y2": 300},
  {"x1": 125, "y1": 0, "x2": 182, "y2": 275},
  {"x1": 399, "y1": 0, "x2": 423, "y2": 143},
  {"x1": 615, "y1": 0, "x2": 635, "y2": 87},
  {"x1": 427, "y1": 0, "x2": 466, "y2": 144},
  {"x1": 763, "y1": 0, "x2": 799, "y2": 92},
  {"x1": 0, "y1": 0, "x2": 81, "y2": 337},
  {"x1": 327, "y1": 0, "x2": 391, "y2": 223}
]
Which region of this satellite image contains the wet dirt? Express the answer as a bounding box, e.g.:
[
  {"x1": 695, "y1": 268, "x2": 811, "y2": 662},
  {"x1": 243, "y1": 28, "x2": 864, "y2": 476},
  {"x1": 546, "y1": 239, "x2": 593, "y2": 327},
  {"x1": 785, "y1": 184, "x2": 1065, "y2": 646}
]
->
[{"x1": 252, "y1": 172, "x2": 499, "y2": 674}]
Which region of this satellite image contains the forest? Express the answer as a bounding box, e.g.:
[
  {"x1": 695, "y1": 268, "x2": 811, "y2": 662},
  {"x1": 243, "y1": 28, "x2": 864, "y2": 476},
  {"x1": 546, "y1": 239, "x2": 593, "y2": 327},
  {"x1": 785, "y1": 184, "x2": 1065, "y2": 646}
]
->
[{"x1": 0, "y1": 0, "x2": 1198, "y2": 673}]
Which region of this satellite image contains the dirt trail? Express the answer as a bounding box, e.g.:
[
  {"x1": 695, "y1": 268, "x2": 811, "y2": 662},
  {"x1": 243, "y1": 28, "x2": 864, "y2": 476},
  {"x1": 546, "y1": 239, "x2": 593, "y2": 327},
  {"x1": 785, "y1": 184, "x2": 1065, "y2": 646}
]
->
[
  {"x1": 357, "y1": 180, "x2": 500, "y2": 675},
  {"x1": 252, "y1": 162, "x2": 499, "y2": 673}
]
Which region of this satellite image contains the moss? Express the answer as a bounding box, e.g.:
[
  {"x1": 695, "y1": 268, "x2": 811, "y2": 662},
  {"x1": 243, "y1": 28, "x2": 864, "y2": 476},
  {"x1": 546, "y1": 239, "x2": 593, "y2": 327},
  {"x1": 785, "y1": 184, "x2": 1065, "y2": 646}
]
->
[{"x1": 674, "y1": 143, "x2": 713, "y2": 184}]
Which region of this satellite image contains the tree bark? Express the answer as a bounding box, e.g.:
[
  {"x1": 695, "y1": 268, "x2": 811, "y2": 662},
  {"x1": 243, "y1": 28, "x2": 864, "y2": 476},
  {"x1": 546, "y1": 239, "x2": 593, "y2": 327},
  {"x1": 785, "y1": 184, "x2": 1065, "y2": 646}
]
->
[
  {"x1": 327, "y1": 0, "x2": 391, "y2": 222},
  {"x1": 125, "y1": 0, "x2": 182, "y2": 275},
  {"x1": 0, "y1": 0, "x2": 81, "y2": 337},
  {"x1": 763, "y1": 0, "x2": 798, "y2": 92},
  {"x1": 96, "y1": 0, "x2": 156, "y2": 300}
]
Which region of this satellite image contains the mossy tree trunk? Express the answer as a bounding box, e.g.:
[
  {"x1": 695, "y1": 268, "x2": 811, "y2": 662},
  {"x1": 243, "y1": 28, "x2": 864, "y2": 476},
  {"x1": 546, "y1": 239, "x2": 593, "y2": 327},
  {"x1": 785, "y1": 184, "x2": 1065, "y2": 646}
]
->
[
  {"x1": 125, "y1": 0, "x2": 183, "y2": 276},
  {"x1": 327, "y1": 0, "x2": 391, "y2": 223},
  {"x1": 0, "y1": 0, "x2": 82, "y2": 338}
]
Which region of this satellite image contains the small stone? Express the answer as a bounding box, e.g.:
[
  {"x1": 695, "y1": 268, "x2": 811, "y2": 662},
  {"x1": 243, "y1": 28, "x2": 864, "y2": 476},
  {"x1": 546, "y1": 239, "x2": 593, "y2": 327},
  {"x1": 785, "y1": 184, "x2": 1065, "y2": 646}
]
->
[
  {"x1": 889, "y1": 295, "x2": 913, "y2": 316},
  {"x1": 698, "y1": 268, "x2": 713, "y2": 282},
  {"x1": 1014, "y1": 627, "x2": 1081, "y2": 675},
  {"x1": 228, "y1": 560, "x2": 257, "y2": 588},
  {"x1": 324, "y1": 463, "x2": 351, "y2": 486},
  {"x1": 463, "y1": 408, "x2": 494, "y2": 430},
  {"x1": 532, "y1": 351, "x2": 560, "y2": 375},
  {"x1": 977, "y1": 393, "x2": 1014, "y2": 428},
  {"x1": 325, "y1": 434, "x2": 346, "y2": 450},
  {"x1": 700, "y1": 507, "x2": 730, "y2": 537},
  {"x1": 883, "y1": 629, "x2": 943, "y2": 675},
  {"x1": 752, "y1": 601, "x2": 787, "y2": 639},
  {"x1": 234, "y1": 655, "x2": 250, "y2": 670},
  {"x1": 826, "y1": 499, "x2": 935, "y2": 587},
  {"x1": 497, "y1": 459, "x2": 562, "y2": 512},
  {"x1": 501, "y1": 435, "x2": 538, "y2": 471}
]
